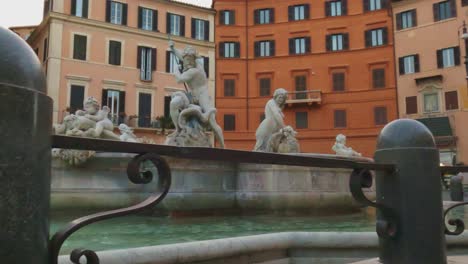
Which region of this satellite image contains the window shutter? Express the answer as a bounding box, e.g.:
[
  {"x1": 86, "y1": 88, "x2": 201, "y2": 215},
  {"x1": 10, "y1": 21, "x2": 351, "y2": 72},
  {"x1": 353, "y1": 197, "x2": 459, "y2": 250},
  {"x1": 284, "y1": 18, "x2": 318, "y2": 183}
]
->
[
  {"x1": 406, "y1": 96, "x2": 417, "y2": 114},
  {"x1": 382, "y1": 27, "x2": 388, "y2": 45},
  {"x1": 82, "y1": 0, "x2": 89, "y2": 18},
  {"x1": 151, "y1": 48, "x2": 157, "y2": 71},
  {"x1": 102, "y1": 90, "x2": 108, "y2": 107},
  {"x1": 305, "y1": 37, "x2": 311, "y2": 53},
  {"x1": 289, "y1": 38, "x2": 295, "y2": 54},
  {"x1": 365, "y1": 30, "x2": 371, "y2": 47},
  {"x1": 463, "y1": 0, "x2": 468, "y2": 6},
  {"x1": 219, "y1": 42, "x2": 225, "y2": 57},
  {"x1": 270, "y1": 8, "x2": 275, "y2": 23},
  {"x1": 191, "y1": 18, "x2": 196, "y2": 38},
  {"x1": 398, "y1": 57, "x2": 404, "y2": 75},
  {"x1": 334, "y1": 110, "x2": 347, "y2": 128},
  {"x1": 373, "y1": 69, "x2": 385, "y2": 88},
  {"x1": 180, "y1": 16, "x2": 186, "y2": 36},
  {"x1": 230, "y1": 11, "x2": 235, "y2": 24},
  {"x1": 254, "y1": 41, "x2": 260, "y2": 57},
  {"x1": 219, "y1": 11, "x2": 225, "y2": 24},
  {"x1": 288, "y1": 6, "x2": 294, "y2": 21},
  {"x1": 374, "y1": 107, "x2": 387, "y2": 125},
  {"x1": 437, "y1": 49, "x2": 443, "y2": 68},
  {"x1": 396, "y1": 13, "x2": 402, "y2": 30},
  {"x1": 326, "y1": 35, "x2": 331, "y2": 51},
  {"x1": 224, "y1": 115, "x2": 236, "y2": 131},
  {"x1": 203, "y1": 57, "x2": 209, "y2": 77},
  {"x1": 119, "y1": 91, "x2": 126, "y2": 114},
  {"x1": 454, "y1": 46, "x2": 461, "y2": 66},
  {"x1": 414, "y1": 54, "x2": 420, "y2": 72},
  {"x1": 153, "y1": 10, "x2": 158, "y2": 31},
  {"x1": 137, "y1": 46, "x2": 142, "y2": 69},
  {"x1": 342, "y1": 0, "x2": 348, "y2": 15},
  {"x1": 445, "y1": 91, "x2": 459, "y2": 110},
  {"x1": 325, "y1": 2, "x2": 331, "y2": 17},
  {"x1": 115, "y1": 42, "x2": 121, "y2": 65},
  {"x1": 450, "y1": 0, "x2": 457, "y2": 17},
  {"x1": 363, "y1": 0, "x2": 369, "y2": 12},
  {"x1": 304, "y1": 4, "x2": 310, "y2": 19},
  {"x1": 333, "y1": 73, "x2": 345, "y2": 91},
  {"x1": 122, "y1": 3, "x2": 128, "y2": 25},
  {"x1": 343, "y1": 33, "x2": 349, "y2": 50},
  {"x1": 166, "y1": 51, "x2": 171, "y2": 73},
  {"x1": 234, "y1": 42, "x2": 240, "y2": 57},
  {"x1": 138, "y1": 7, "x2": 143, "y2": 29},
  {"x1": 381, "y1": 0, "x2": 388, "y2": 9},
  {"x1": 254, "y1": 9, "x2": 259, "y2": 24},
  {"x1": 105, "y1": 0, "x2": 111, "y2": 22},
  {"x1": 204, "y1": 21, "x2": 210, "y2": 40},
  {"x1": 433, "y1": 3, "x2": 439, "y2": 22},
  {"x1": 166, "y1": 14, "x2": 171, "y2": 34},
  {"x1": 412, "y1": 10, "x2": 417, "y2": 27},
  {"x1": 270, "y1": 40, "x2": 275, "y2": 56},
  {"x1": 71, "y1": 0, "x2": 76, "y2": 15}
]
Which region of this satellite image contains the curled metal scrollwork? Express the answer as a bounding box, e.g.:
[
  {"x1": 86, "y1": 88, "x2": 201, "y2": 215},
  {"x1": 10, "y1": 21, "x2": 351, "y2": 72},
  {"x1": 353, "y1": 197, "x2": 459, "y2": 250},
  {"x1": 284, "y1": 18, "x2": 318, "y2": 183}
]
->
[
  {"x1": 49, "y1": 153, "x2": 172, "y2": 264},
  {"x1": 349, "y1": 168, "x2": 398, "y2": 239},
  {"x1": 444, "y1": 202, "x2": 468, "y2": 235}
]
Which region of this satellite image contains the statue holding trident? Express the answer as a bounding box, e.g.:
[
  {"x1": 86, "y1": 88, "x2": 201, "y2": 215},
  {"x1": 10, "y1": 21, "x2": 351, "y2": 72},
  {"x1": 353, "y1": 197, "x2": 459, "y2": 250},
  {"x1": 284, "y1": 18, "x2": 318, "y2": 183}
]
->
[{"x1": 165, "y1": 40, "x2": 225, "y2": 148}]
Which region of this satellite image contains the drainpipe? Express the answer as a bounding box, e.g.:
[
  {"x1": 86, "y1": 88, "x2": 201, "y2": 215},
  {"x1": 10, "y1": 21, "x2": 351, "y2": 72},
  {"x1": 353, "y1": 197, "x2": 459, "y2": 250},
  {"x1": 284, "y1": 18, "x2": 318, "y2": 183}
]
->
[
  {"x1": 389, "y1": 4, "x2": 400, "y2": 119},
  {"x1": 245, "y1": 0, "x2": 250, "y2": 131}
]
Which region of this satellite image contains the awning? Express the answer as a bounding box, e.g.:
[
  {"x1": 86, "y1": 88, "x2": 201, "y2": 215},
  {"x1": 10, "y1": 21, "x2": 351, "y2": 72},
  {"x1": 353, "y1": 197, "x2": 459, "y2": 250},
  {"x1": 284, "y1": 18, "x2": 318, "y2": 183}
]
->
[{"x1": 417, "y1": 117, "x2": 456, "y2": 147}]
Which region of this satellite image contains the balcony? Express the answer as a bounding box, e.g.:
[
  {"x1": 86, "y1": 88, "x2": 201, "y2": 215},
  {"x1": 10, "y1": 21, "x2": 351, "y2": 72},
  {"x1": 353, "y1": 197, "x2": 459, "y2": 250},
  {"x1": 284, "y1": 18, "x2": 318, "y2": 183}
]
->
[{"x1": 286, "y1": 90, "x2": 322, "y2": 106}]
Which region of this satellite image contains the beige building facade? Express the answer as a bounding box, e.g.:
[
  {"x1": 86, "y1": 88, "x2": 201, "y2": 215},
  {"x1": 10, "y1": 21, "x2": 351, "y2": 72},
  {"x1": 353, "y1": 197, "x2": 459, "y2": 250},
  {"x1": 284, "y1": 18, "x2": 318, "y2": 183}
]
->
[
  {"x1": 392, "y1": 0, "x2": 468, "y2": 165},
  {"x1": 28, "y1": 0, "x2": 215, "y2": 133}
]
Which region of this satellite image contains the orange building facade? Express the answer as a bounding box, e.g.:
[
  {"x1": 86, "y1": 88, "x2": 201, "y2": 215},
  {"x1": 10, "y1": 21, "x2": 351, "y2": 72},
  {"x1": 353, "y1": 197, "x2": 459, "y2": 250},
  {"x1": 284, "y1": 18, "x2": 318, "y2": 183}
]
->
[{"x1": 213, "y1": 0, "x2": 398, "y2": 156}]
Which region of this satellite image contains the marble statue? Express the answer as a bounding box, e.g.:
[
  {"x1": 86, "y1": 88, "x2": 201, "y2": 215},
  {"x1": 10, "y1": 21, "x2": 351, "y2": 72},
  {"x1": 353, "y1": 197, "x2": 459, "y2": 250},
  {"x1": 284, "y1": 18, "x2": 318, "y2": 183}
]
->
[
  {"x1": 267, "y1": 126, "x2": 300, "y2": 153},
  {"x1": 165, "y1": 41, "x2": 225, "y2": 148},
  {"x1": 332, "y1": 134, "x2": 362, "y2": 157},
  {"x1": 119, "y1": 124, "x2": 139, "y2": 143}
]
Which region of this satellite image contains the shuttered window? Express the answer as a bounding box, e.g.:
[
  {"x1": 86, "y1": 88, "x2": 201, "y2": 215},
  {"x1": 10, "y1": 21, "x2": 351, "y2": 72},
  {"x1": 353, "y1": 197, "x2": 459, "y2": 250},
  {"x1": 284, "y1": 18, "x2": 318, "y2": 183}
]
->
[
  {"x1": 296, "y1": 112, "x2": 308, "y2": 129},
  {"x1": 220, "y1": 10, "x2": 235, "y2": 25},
  {"x1": 288, "y1": 4, "x2": 310, "y2": 21},
  {"x1": 254, "y1": 8, "x2": 274, "y2": 24},
  {"x1": 219, "y1": 42, "x2": 240, "y2": 58},
  {"x1": 259, "y1": 78, "x2": 271, "y2": 96},
  {"x1": 437, "y1": 47, "x2": 460, "y2": 68},
  {"x1": 326, "y1": 33, "x2": 349, "y2": 51},
  {"x1": 106, "y1": 1, "x2": 127, "y2": 25},
  {"x1": 406, "y1": 96, "x2": 418, "y2": 114},
  {"x1": 365, "y1": 28, "x2": 388, "y2": 47},
  {"x1": 71, "y1": 0, "x2": 89, "y2": 18},
  {"x1": 326, "y1": 0, "x2": 347, "y2": 16},
  {"x1": 372, "y1": 68, "x2": 385, "y2": 89},
  {"x1": 138, "y1": 7, "x2": 158, "y2": 31},
  {"x1": 191, "y1": 18, "x2": 209, "y2": 41},
  {"x1": 334, "y1": 110, "x2": 347, "y2": 128},
  {"x1": 433, "y1": 0, "x2": 456, "y2": 21},
  {"x1": 445, "y1": 91, "x2": 459, "y2": 110},
  {"x1": 295, "y1": 75, "x2": 307, "y2": 99},
  {"x1": 254, "y1": 40, "x2": 275, "y2": 57},
  {"x1": 224, "y1": 79, "x2": 235, "y2": 96},
  {"x1": 333, "y1": 72, "x2": 345, "y2": 91},
  {"x1": 73, "y1": 34, "x2": 87, "y2": 60},
  {"x1": 137, "y1": 46, "x2": 156, "y2": 81},
  {"x1": 289, "y1": 37, "x2": 311, "y2": 55},
  {"x1": 364, "y1": 0, "x2": 387, "y2": 11},
  {"x1": 374, "y1": 107, "x2": 388, "y2": 125},
  {"x1": 108, "y1": 40, "x2": 121, "y2": 66},
  {"x1": 396, "y1": 9, "x2": 417, "y2": 30},
  {"x1": 399, "y1": 54, "x2": 420, "y2": 75},
  {"x1": 224, "y1": 115, "x2": 236, "y2": 131},
  {"x1": 167, "y1": 13, "x2": 185, "y2": 36}
]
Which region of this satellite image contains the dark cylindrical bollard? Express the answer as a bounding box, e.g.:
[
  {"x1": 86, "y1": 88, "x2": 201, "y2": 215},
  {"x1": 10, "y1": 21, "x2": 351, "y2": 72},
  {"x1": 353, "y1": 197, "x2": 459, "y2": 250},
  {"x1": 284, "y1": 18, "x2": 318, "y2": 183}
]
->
[
  {"x1": 450, "y1": 174, "x2": 464, "y2": 202},
  {"x1": 375, "y1": 119, "x2": 446, "y2": 264},
  {"x1": 0, "y1": 27, "x2": 53, "y2": 263}
]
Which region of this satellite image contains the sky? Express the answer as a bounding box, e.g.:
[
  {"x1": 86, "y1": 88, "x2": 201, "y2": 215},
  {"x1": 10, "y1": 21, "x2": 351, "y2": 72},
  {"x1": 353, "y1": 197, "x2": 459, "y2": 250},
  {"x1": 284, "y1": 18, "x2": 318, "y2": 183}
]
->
[{"x1": 0, "y1": 0, "x2": 212, "y2": 28}]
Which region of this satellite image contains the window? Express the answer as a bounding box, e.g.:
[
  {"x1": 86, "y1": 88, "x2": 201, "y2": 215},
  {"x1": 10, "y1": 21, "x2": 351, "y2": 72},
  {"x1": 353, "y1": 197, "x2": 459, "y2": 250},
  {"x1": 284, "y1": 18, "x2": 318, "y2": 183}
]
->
[
  {"x1": 406, "y1": 96, "x2": 418, "y2": 114},
  {"x1": 333, "y1": 72, "x2": 345, "y2": 91},
  {"x1": 289, "y1": 37, "x2": 311, "y2": 55},
  {"x1": 224, "y1": 115, "x2": 236, "y2": 131},
  {"x1": 396, "y1": 9, "x2": 417, "y2": 30},
  {"x1": 164, "y1": 96, "x2": 171, "y2": 119},
  {"x1": 70, "y1": 85, "x2": 85, "y2": 114},
  {"x1": 191, "y1": 19, "x2": 209, "y2": 41},
  {"x1": 167, "y1": 13, "x2": 185, "y2": 36},
  {"x1": 259, "y1": 78, "x2": 271, "y2": 96},
  {"x1": 43, "y1": 38, "x2": 48, "y2": 62},
  {"x1": 399, "y1": 55, "x2": 420, "y2": 75},
  {"x1": 334, "y1": 110, "x2": 347, "y2": 128},
  {"x1": 424, "y1": 93, "x2": 440, "y2": 113},
  {"x1": 365, "y1": 28, "x2": 388, "y2": 47},
  {"x1": 372, "y1": 68, "x2": 385, "y2": 89},
  {"x1": 254, "y1": 8, "x2": 274, "y2": 24},
  {"x1": 220, "y1": 42, "x2": 240, "y2": 58},
  {"x1": 73, "y1": 34, "x2": 87, "y2": 60},
  {"x1": 433, "y1": 0, "x2": 456, "y2": 21},
  {"x1": 138, "y1": 93, "x2": 152, "y2": 128},
  {"x1": 137, "y1": 47, "x2": 156, "y2": 81},
  {"x1": 295, "y1": 75, "x2": 307, "y2": 99},
  {"x1": 326, "y1": 0, "x2": 347, "y2": 16},
  {"x1": 374, "y1": 107, "x2": 388, "y2": 125},
  {"x1": 296, "y1": 112, "x2": 308, "y2": 129},
  {"x1": 138, "y1": 7, "x2": 157, "y2": 31},
  {"x1": 254, "y1": 40, "x2": 275, "y2": 57},
  {"x1": 224, "y1": 79, "x2": 235, "y2": 96},
  {"x1": 445, "y1": 91, "x2": 459, "y2": 110},
  {"x1": 437, "y1": 47, "x2": 460, "y2": 68},
  {"x1": 106, "y1": 1, "x2": 127, "y2": 25},
  {"x1": 166, "y1": 51, "x2": 179, "y2": 73},
  {"x1": 220, "y1": 10, "x2": 235, "y2": 25},
  {"x1": 102, "y1": 89, "x2": 125, "y2": 125},
  {"x1": 288, "y1": 4, "x2": 310, "y2": 21},
  {"x1": 326, "y1": 34, "x2": 349, "y2": 51},
  {"x1": 108, "y1": 40, "x2": 121, "y2": 66},
  {"x1": 201, "y1": 56, "x2": 210, "y2": 77},
  {"x1": 364, "y1": 0, "x2": 387, "y2": 11},
  {"x1": 71, "y1": 0, "x2": 89, "y2": 18}
]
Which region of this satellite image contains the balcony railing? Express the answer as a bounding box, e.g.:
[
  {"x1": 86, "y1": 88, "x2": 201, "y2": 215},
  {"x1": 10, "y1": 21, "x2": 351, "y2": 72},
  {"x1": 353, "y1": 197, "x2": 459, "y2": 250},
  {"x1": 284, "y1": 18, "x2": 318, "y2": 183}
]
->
[{"x1": 286, "y1": 90, "x2": 322, "y2": 106}]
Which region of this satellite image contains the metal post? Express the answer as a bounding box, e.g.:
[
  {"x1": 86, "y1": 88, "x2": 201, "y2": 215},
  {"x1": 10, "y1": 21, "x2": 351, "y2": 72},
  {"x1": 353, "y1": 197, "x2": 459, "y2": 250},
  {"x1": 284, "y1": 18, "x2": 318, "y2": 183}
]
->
[
  {"x1": 0, "y1": 27, "x2": 53, "y2": 263},
  {"x1": 375, "y1": 119, "x2": 446, "y2": 263}
]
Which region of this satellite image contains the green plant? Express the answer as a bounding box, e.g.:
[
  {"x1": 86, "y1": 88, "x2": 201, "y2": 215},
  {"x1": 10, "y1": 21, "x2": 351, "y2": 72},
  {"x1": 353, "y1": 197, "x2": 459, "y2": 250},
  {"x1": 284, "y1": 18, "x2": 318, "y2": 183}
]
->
[{"x1": 156, "y1": 116, "x2": 175, "y2": 133}]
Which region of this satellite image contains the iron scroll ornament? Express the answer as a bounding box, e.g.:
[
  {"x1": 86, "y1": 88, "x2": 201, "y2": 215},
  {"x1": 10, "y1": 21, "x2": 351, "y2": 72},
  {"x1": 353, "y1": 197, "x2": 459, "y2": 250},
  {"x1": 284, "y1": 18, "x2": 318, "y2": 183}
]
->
[
  {"x1": 444, "y1": 202, "x2": 468, "y2": 236},
  {"x1": 49, "y1": 153, "x2": 172, "y2": 264},
  {"x1": 349, "y1": 168, "x2": 398, "y2": 239}
]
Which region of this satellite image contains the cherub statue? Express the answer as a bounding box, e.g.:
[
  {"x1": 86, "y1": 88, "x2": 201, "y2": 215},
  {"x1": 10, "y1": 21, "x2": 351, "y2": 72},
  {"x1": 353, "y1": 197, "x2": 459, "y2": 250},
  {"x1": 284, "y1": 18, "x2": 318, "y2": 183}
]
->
[
  {"x1": 76, "y1": 97, "x2": 120, "y2": 140},
  {"x1": 332, "y1": 134, "x2": 362, "y2": 157},
  {"x1": 167, "y1": 41, "x2": 225, "y2": 148},
  {"x1": 254, "y1": 88, "x2": 288, "y2": 152},
  {"x1": 118, "y1": 124, "x2": 138, "y2": 143},
  {"x1": 267, "y1": 126, "x2": 300, "y2": 153}
]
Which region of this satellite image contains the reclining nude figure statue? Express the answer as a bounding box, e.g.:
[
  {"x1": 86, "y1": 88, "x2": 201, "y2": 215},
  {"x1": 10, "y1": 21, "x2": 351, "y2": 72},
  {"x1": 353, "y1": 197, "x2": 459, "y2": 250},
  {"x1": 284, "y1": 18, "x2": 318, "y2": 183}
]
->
[{"x1": 166, "y1": 40, "x2": 225, "y2": 148}]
